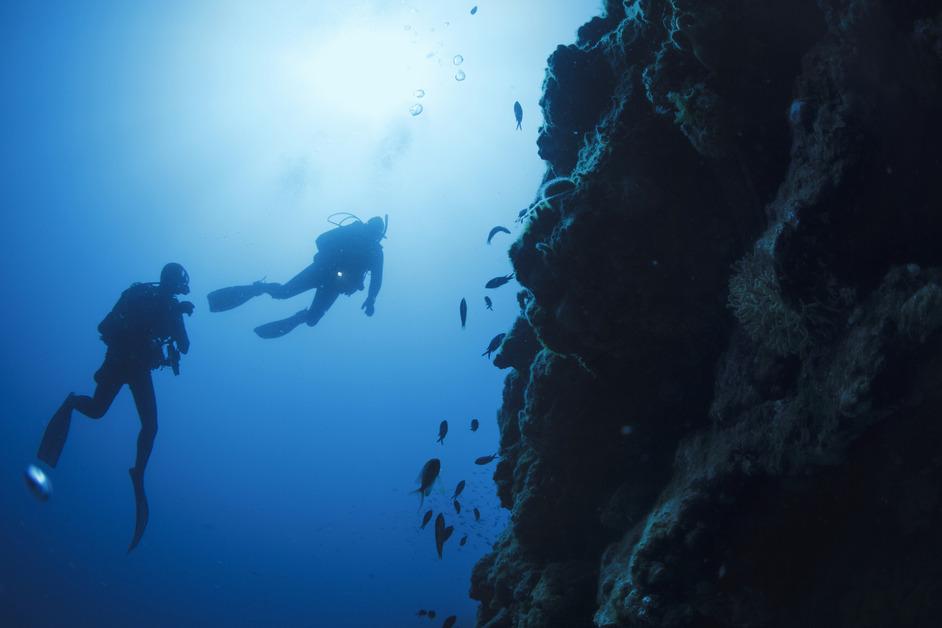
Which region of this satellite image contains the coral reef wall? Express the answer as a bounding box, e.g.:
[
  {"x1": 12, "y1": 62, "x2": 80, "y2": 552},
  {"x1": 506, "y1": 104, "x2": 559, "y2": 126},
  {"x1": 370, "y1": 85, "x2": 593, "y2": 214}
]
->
[{"x1": 472, "y1": 1, "x2": 942, "y2": 626}]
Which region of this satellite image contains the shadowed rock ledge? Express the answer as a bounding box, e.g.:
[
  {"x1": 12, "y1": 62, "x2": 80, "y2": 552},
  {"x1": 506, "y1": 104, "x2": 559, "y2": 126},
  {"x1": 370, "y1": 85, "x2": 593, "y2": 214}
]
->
[{"x1": 472, "y1": 1, "x2": 942, "y2": 626}]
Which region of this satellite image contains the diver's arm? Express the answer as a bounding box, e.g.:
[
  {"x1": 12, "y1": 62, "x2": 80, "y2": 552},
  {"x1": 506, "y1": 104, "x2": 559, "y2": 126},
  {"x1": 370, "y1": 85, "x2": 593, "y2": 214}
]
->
[
  {"x1": 170, "y1": 305, "x2": 192, "y2": 354},
  {"x1": 367, "y1": 248, "x2": 383, "y2": 301}
]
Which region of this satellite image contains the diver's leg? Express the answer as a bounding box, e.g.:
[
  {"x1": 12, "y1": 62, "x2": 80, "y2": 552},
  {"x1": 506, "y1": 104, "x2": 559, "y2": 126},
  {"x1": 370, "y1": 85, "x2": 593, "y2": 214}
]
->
[
  {"x1": 306, "y1": 288, "x2": 340, "y2": 327},
  {"x1": 265, "y1": 262, "x2": 321, "y2": 300},
  {"x1": 128, "y1": 372, "x2": 158, "y2": 474},
  {"x1": 37, "y1": 367, "x2": 122, "y2": 467},
  {"x1": 127, "y1": 371, "x2": 157, "y2": 552}
]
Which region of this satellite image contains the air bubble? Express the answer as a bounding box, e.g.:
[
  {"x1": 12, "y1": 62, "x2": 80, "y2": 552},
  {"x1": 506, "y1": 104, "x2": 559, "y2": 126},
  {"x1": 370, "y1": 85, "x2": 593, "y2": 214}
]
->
[
  {"x1": 414, "y1": 89, "x2": 426, "y2": 98},
  {"x1": 453, "y1": 54, "x2": 464, "y2": 65},
  {"x1": 455, "y1": 70, "x2": 466, "y2": 81},
  {"x1": 409, "y1": 103, "x2": 424, "y2": 116}
]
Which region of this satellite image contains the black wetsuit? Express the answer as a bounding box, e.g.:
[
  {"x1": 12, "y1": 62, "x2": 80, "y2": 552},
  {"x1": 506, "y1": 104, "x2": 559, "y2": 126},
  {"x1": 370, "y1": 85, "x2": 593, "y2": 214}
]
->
[
  {"x1": 267, "y1": 222, "x2": 384, "y2": 325},
  {"x1": 38, "y1": 283, "x2": 190, "y2": 471}
]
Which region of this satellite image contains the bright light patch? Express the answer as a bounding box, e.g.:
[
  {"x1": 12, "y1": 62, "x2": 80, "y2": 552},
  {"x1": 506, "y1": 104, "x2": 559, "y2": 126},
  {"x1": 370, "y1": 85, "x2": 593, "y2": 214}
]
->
[{"x1": 287, "y1": 21, "x2": 433, "y2": 124}]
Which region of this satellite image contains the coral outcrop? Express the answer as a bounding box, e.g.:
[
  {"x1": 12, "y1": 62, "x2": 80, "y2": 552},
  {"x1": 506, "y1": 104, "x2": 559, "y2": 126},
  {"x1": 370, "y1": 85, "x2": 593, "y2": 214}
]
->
[{"x1": 472, "y1": 1, "x2": 942, "y2": 626}]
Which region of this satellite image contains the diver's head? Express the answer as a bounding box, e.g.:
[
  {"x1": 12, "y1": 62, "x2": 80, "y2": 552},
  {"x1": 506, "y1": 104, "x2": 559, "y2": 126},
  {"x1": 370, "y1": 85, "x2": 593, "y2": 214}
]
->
[
  {"x1": 160, "y1": 262, "x2": 190, "y2": 295},
  {"x1": 365, "y1": 216, "x2": 386, "y2": 241}
]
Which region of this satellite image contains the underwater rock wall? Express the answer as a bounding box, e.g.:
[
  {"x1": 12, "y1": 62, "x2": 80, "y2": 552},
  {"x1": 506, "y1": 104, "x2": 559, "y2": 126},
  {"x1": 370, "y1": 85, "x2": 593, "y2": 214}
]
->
[{"x1": 472, "y1": 1, "x2": 942, "y2": 626}]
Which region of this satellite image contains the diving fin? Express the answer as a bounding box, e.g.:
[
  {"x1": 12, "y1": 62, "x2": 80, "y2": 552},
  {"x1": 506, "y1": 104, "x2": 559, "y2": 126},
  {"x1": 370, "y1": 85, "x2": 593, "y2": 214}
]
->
[
  {"x1": 37, "y1": 396, "x2": 74, "y2": 468},
  {"x1": 254, "y1": 310, "x2": 308, "y2": 339},
  {"x1": 207, "y1": 282, "x2": 268, "y2": 313},
  {"x1": 127, "y1": 467, "x2": 149, "y2": 553}
]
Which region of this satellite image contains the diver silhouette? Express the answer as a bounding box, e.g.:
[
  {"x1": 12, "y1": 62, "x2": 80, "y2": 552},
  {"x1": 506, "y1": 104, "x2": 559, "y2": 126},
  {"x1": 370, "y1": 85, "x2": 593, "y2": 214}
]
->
[
  {"x1": 208, "y1": 214, "x2": 386, "y2": 339},
  {"x1": 35, "y1": 263, "x2": 194, "y2": 552}
]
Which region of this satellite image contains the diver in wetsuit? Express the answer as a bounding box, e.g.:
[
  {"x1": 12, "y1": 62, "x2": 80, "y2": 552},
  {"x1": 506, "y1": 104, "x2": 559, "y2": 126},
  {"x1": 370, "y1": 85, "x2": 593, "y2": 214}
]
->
[
  {"x1": 208, "y1": 215, "x2": 385, "y2": 339},
  {"x1": 36, "y1": 263, "x2": 194, "y2": 552}
]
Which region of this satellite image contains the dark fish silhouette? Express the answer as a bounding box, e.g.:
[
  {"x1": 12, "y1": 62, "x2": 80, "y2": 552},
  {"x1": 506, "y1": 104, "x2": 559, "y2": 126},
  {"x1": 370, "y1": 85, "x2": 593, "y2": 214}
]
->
[
  {"x1": 414, "y1": 458, "x2": 441, "y2": 508},
  {"x1": 437, "y1": 420, "x2": 448, "y2": 444},
  {"x1": 454, "y1": 500, "x2": 461, "y2": 514},
  {"x1": 485, "y1": 274, "x2": 514, "y2": 289},
  {"x1": 428, "y1": 611, "x2": 437, "y2": 619},
  {"x1": 475, "y1": 453, "x2": 499, "y2": 465},
  {"x1": 487, "y1": 225, "x2": 511, "y2": 244},
  {"x1": 482, "y1": 333, "x2": 506, "y2": 358},
  {"x1": 484, "y1": 297, "x2": 492, "y2": 311},
  {"x1": 473, "y1": 507, "x2": 480, "y2": 521},
  {"x1": 420, "y1": 509, "x2": 434, "y2": 529},
  {"x1": 452, "y1": 480, "x2": 465, "y2": 500},
  {"x1": 434, "y1": 513, "x2": 454, "y2": 559},
  {"x1": 470, "y1": 418, "x2": 479, "y2": 431},
  {"x1": 459, "y1": 298, "x2": 467, "y2": 328},
  {"x1": 459, "y1": 534, "x2": 468, "y2": 547},
  {"x1": 418, "y1": 610, "x2": 427, "y2": 617},
  {"x1": 470, "y1": 6, "x2": 478, "y2": 15},
  {"x1": 514, "y1": 101, "x2": 523, "y2": 129},
  {"x1": 443, "y1": 616, "x2": 457, "y2": 628}
]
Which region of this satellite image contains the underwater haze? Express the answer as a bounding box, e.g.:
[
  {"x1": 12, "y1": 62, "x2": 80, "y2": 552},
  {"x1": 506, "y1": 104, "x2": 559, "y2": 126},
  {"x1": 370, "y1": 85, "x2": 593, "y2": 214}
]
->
[{"x1": 0, "y1": 1, "x2": 601, "y2": 626}]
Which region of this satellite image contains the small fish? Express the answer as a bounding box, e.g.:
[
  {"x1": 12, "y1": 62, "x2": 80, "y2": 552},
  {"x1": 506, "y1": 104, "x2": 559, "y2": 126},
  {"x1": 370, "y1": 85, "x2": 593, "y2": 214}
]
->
[
  {"x1": 484, "y1": 297, "x2": 492, "y2": 311},
  {"x1": 459, "y1": 534, "x2": 468, "y2": 547},
  {"x1": 434, "y1": 514, "x2": 454, "y2": 559},
  {"x1": 459, "y1": 298, "x2": 467, "y2": 328},
  {"x1": 487, "y1": 225, "x2": 511, "y2": 244},
  {"x1": 470, "y1": 6, "x2": 478, "y2": 15},
  {"x1": 470, "y1": 418, "x2": 479, "y2": 432},
  {"x1": 482, "y1": 333, "x2": 506, "y2": 358},
  {"x1": 443, "y1": 616, "x2": 457, "y2": 628},
  {"x1": 485, "y1": 274, "x2": 514, "y2": 289},
  {"x1": 414, "y1": 459, "x2": 441, "y2": 508},
  {"x1": 420, "y1": 509, "x2": 434, "y2": 529},
  {"x1": 452, "y1": 480, "x2": 465, "y2": 500},
  {"x1": 475, "y1": 453, "x2": 499, "y2": 465},
  {"x1": 417, "y1": 610, "x2": 427, "y2": 617},
  {"x1": 437, "y1": 420, "x2": 448, "y2": 444},
  {"x1": 473, "y1": 507, "x2": 480, "y2": 521},
  {"x1": 454, "y1": 500, "x2": 461, "y2": 514},
  {"x1": 514, "y1": 101, "x2": 523, "y2": 130},
  {"x1": 428, "y1": 611, "x2": 437, "y2": 619}
]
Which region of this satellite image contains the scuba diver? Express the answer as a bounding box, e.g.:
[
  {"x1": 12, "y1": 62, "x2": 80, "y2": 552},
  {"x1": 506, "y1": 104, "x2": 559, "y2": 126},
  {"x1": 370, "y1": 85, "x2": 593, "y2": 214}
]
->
[
  {"x1": 207, "y1": 214, "x2": 386, "y2": 339},
  {"x1": 35, "y1": 263, "x2": 194, "y2": 552}
]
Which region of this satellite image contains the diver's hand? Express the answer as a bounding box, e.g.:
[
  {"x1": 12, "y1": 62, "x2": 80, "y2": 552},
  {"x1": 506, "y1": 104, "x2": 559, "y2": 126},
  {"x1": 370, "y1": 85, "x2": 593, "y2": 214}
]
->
[
  {"x1": 178, "y1": 301, "x2": 195, "y2": 316},
  {"x1": 361, "y1": 298, "x2": 375, "y2": 317}
]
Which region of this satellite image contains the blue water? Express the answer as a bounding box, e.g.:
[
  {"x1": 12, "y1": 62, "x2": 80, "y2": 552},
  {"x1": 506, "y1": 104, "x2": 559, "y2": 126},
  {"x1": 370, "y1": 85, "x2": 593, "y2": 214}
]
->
[{"x1": 0, "y1": 2, "x2": 601, "y2": 626}]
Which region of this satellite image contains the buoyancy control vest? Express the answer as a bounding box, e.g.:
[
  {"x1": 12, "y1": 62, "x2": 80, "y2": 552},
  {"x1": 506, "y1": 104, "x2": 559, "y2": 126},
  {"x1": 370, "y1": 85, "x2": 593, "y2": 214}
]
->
[{"x1": 98, "y1": 283, "x2": 179, "y2": 368}]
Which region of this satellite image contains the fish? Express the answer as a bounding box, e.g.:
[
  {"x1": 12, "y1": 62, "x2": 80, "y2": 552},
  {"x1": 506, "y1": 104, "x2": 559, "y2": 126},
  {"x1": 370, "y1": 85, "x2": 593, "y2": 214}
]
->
[
  {"x1": 487, "y1": 225, "x2": 511, "y2": 244},
  {"x1": 459, "y1": 535, "x2": 468, "y2": 547},
  {"x1": 514, "y1": 101, "x2": 523, "y2": 130},
  {"x1": 413, "y1": 458, "x2": 441, "y2": 508},
  {"x1": 482, "y1": 333, "x2": 506, "y2": 358},
  {"x1": 434, "y1": 513, "x2": 454, "y2": 559},
  {"x1": 473, "y1": 507, "x2": 480, "y2": 521},
  {"x1": 470, "y1": 6, "x2": 478, "y2": 15},
  {"x1": 420, "y1": 509, "x2": 434, "y2": 529},
  {"x1": 417, "y1": 610, "x2": 427, "y2": 617},
  {"x1": 485, "y1": 274, "x2": 514, "y2": 289},
  {"x1": 428, "y1": 611, "x2": 437, "y2": 619},
  {"x1": 452, "y1": 480, "x2": 465, "y2": 500},
  {"x1": 484, "y1": 297, "x2": 492, "y2": 311},
  {"x1": 475, "y1": 453, "x2": 499, "y2": 465},
  {"x1": 454, "y1": 500, "x2": 461, "y2": 514},
  {"x1": 459, "y1": 298, "x2": 467, "y2": 328},
  {"x1": 470, "y1": 418, "x2": 479, "y2": 432},
  {"x1": 443, "y1": 616, "x2": 457, "y2": 628},
  {"x1": 437, "y1": 420, "x2": 448, "y2": 444}
]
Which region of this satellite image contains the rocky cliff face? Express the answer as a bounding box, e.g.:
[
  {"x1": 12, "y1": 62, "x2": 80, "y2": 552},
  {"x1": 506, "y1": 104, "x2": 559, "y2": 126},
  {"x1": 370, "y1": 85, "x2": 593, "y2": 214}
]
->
[{"x1": 472, "y1": 1, "x2": 942, "y2": 626}]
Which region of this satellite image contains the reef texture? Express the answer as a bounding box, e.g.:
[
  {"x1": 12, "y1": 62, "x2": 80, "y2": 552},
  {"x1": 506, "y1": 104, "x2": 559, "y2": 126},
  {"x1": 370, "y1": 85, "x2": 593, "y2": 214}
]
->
[{"x1": 472, "y1": 0, "x2": 942, "y2": 626}]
